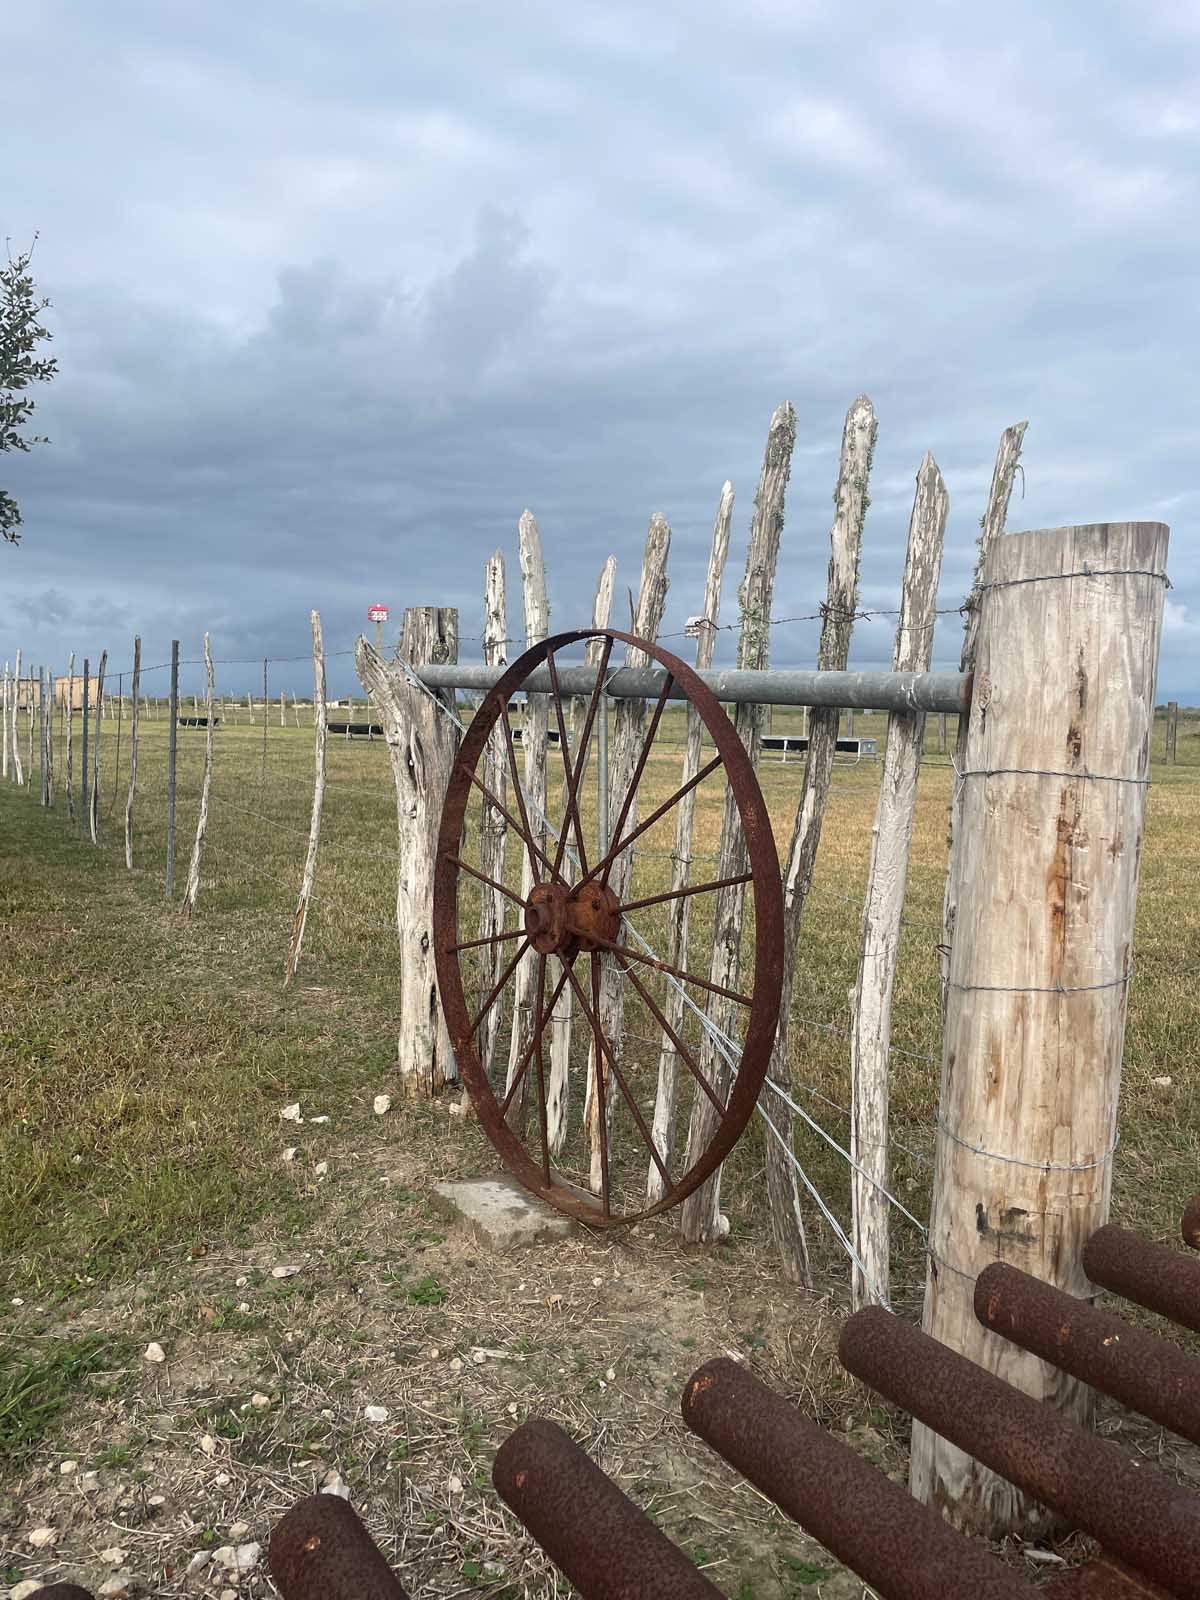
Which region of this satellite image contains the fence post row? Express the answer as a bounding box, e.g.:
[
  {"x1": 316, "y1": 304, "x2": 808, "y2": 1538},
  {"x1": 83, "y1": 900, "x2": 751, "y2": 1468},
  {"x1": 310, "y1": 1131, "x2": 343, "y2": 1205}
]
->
[
  {"x1": 1166, "y1": 698, "x2": 1178, "y2": 762},
  {"x1": 912, "y1": 520, "x2": 1170, "y2": 1536}
]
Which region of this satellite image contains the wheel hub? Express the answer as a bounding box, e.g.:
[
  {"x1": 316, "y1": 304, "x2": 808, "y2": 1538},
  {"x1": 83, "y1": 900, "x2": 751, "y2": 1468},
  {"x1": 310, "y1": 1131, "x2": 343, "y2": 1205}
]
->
[{"x1": 525, "y1": 881, "x2": 621, "y2": 958}]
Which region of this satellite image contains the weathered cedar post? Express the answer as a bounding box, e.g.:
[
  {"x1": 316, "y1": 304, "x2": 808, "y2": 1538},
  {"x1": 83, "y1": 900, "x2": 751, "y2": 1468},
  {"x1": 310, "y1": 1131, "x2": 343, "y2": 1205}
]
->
[
  {"x1": 165, "y1": 641, "x2": 179, "y2": 895},
  {"x1": 1166, "y1": 699, "x2": 1178, "y2": 762},
  {"x1": 356, "y1": 607, "x2": 459, "y2": 1097},
  {"x1": 285, "y1": 612, "x2": 327, "y2": 985},
  {"x1": 912, "y1": 520, "x2": 1170, "y2": 1535}
]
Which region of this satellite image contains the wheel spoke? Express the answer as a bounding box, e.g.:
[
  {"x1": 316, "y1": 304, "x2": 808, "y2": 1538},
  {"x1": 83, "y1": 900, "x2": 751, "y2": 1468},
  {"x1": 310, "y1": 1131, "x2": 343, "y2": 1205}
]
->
[
  {"x1": 611, "y1": 950, "x2": 727, "y2": 1116},
  {"x1": 618, "y1": 871, "x2": 753, "y2": 916},
  {"x1": 467, "y1": 936, "x2": 533, "y2": 1038},
  {"x1": 468, "y1": 770, "x2": 559, "y2": 882},
  {"x1": 567, "y1": 961, "x2": 672, "y2": 1195},
  {"x1": 580, "y1": 753, "x2": 723, "y2": 889},
  {"x1": 590, "y1": 953, "x2": 610, "y2": 1217},
  {"x1": 532, "y1": 957, "x2": 552, "y2": 1183},
  {"x1": 444, "y1": 854, "x2": 529, "y2": 912},
  {"x1": 499, "y1": 962, "x2": 572, "y2": 1116},
  {"x1": 559, "y1": 636, "x2": 614, "y2": 876},
  {"x1": 545, "y1": 648, "x2": 591, "y2": 880},
  {"x1": 446, "y1": 927, "x2": 526, "y2": 955},
  {"x1": 500, "y1": 710, "x2": 545, "y2": 885},
  {"x1": 601, "y1": 672, "x2": 674, "y2": 887},
  {"x1": 589, "y1": 934, "x2": 752, "y2": 1008}
]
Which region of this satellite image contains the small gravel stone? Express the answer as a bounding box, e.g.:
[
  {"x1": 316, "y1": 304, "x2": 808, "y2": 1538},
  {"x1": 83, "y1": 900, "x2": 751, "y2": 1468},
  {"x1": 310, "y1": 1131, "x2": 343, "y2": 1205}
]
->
[
  {"x1": 27, "y1": 1527, "x2": 57, "y2": 1549},
  {"x1": 281, "y1": 1103, "x2": 303, "y2": 1122},
  {"x1": 228, "y1": 1521, "x2": 250, "y2": 1539},
  {"x1": 200, "y1": 1434, "x2": 218, "y2": 1456},
  {"x1": 187, "y1": 1551, "x2": 211, "y2": 1575},
  {"x1": 143, "y1": 1342, "x2": 166, "y2": 1363},
  {"x1": 271, "y1": 1265, "x2": 301, "y2": 1279},
  {"x1": 101, "y1": 1545, "x2": 128, "y2": 1565},
  {"x1": 250, "y1": 1392, "x2": 271, "y2": 1409},
  {"x1": 59, "y1": 1459, "x2": 78, "y2": 1475},
  {"x1": 373, "y1": 1094, "x2": 392, "y2": 1115},
  {"x1": 363, "y1": 1404, "x2": 389, "y2": 1423}
]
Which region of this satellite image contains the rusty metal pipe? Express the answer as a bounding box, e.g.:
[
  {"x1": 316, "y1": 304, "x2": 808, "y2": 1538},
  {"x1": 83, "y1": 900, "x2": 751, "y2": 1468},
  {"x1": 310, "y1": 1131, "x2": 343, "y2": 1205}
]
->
[
  {"x1": 975, "y1": 1261, "x2": 1200, "y2": 1446},
  {"x1": 1043, "y1": 1556, "x2": 1175, "y2": 1598},
  {"x1": 268, "y1": 1492, "x2": 411, "y2": 1600},
  {"x1": 26, "y1": 1588, "x2": 96, "y2": 1599},
  {"x1": 1182, "y1": 1196, "x2": 1200, "y2": 1252},
  {"x1": 494, "y1": 1417, "x2": 724, "y2": 1600},
  {"x1": 839, "y1": 1307, "x2": 1200, "y2": 1600},
  {"x1": 1083, "y1": 1223, "x2": 1200, "y2": 1333},
  {"x1": 681, "y1": 1358, "x2": 1037, "y2": 1600}
]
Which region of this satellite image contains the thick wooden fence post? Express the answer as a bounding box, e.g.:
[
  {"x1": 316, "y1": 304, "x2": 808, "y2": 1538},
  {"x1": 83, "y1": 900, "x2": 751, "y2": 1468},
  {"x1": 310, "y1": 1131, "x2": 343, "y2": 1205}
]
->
[
  {"x1": 79, "y1": 658, "x2": 88, "y2": 830},
  {"x1": 911, "y1": 520, "x2": 1170, "y2": 1536},
  {"x1": 1166, "y1": 699, "x2": 1178, "y2": 762},
  {"x1": 356, "y1": 607, "x2": 459, "y2": 1097}
]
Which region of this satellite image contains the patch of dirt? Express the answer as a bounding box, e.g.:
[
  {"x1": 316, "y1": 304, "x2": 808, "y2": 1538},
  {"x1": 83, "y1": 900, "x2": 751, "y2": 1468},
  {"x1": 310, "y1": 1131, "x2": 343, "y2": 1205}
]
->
[{"x1": 0, "y1": 1106, "x2": 870, "y2": 1599}]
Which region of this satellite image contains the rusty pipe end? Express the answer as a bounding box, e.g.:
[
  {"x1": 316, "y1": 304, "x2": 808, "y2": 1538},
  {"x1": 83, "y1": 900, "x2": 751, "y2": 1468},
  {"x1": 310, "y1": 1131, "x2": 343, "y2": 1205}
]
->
[
  {"x1": 1182, "y1": 1196, "x2": 1200, "y2": 1251},
  {"x1": 25, "y1": 1588, "x2": 96, "y2": 1600},
  {"x1": 269, "y1": 1492, "x2": 411, "y2": 1600}
]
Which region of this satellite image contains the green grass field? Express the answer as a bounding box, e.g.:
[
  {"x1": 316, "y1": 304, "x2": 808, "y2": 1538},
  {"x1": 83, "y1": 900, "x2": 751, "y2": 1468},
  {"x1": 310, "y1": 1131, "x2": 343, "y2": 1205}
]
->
[
  {"x1": 3, "y1": 698, "x2": 1197, "y2": 1299},
  {"x1": 1, "y1": 696, "x2": 1198, "y2": 1596}
]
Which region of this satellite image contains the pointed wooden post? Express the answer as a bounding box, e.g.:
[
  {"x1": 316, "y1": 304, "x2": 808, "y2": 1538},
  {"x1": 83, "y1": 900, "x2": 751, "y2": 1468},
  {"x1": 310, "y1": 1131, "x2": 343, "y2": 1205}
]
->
[
  {"x1": 764, "y1": 394, "x2": 876, "y2": 1280},
  {"x1": 849, "y1": 453, "x2": 949, "y2": 1309},
  {"x1": 941, "y1": 423, "x2": 1028, "y2": 1022},
  {"x1": 680, "y1": 402, "x2": 795, "y2": 1243},
  {"x1": 912, "y1": 520, "x2": 1170, "y2": 1536},
  {"x1": 285, "y1": 612, "x2": 327, "y2": 984},
  {"x1": 126, "y1": 638, "x2": 141, "y2": 868},
  {"x1": 477, "y1": 552, "x2": 511, "y2": 1079},
  {"x1": 506, "y1": 514, "x2": 551, "y2": 1123},
  {"x1": 357, "y1": 608, "x2": 460, "y2": 1097},
  {"x1": 647, "y1": 484, "x2": 732, "y2": 1202},
  {"x1": 183, "y1": 634, "x2": 216, "y2": 916},
  {"x1": 587, "y1": 516, "x2": 671, "y2": 1191},
  {"x1": 547, "y1": 552, "x2": 616, "y2": 1154},
  {"x1": 89, "y1": 650, "x2": 107, "y2": 843}
]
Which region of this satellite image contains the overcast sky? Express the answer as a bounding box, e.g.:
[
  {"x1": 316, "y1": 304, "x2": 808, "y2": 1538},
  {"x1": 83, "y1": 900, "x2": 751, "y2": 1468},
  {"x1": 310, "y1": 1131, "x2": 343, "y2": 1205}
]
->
[{"x1": 1, "y1": 0, "x2": 1196, "y2": 699}]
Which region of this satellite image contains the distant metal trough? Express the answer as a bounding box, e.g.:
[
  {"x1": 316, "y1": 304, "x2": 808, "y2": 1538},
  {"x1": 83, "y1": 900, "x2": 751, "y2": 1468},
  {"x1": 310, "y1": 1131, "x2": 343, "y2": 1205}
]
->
[{"x1": 758, "y1": 733, "x2": 878, "y2": 762}]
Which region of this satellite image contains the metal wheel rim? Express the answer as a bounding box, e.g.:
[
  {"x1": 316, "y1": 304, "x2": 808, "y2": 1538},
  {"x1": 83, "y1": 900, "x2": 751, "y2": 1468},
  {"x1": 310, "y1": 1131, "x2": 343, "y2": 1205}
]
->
[{"x1": 434, "y1": 627, "x2": 784, "y2": 1225}]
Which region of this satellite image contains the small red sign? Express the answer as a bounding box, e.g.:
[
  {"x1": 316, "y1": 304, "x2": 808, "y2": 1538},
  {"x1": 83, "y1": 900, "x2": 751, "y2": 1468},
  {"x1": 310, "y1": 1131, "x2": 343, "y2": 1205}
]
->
[{"x1": 367, "y1": 603, "x2": 390, "y2": 623}]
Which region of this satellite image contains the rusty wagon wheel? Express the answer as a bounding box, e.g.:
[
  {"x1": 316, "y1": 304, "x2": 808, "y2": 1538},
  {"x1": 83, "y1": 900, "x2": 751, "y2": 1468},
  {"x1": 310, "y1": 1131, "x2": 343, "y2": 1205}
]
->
[{"x1": 433, "y1": 628, "x2": 783, "y2": 1224}]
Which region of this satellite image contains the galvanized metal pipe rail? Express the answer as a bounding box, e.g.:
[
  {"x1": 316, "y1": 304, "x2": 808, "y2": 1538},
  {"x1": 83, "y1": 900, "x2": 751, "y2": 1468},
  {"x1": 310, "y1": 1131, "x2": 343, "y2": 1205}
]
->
[{"x1": 416, "y1": 661, "x2": 970, "y2": 715}]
